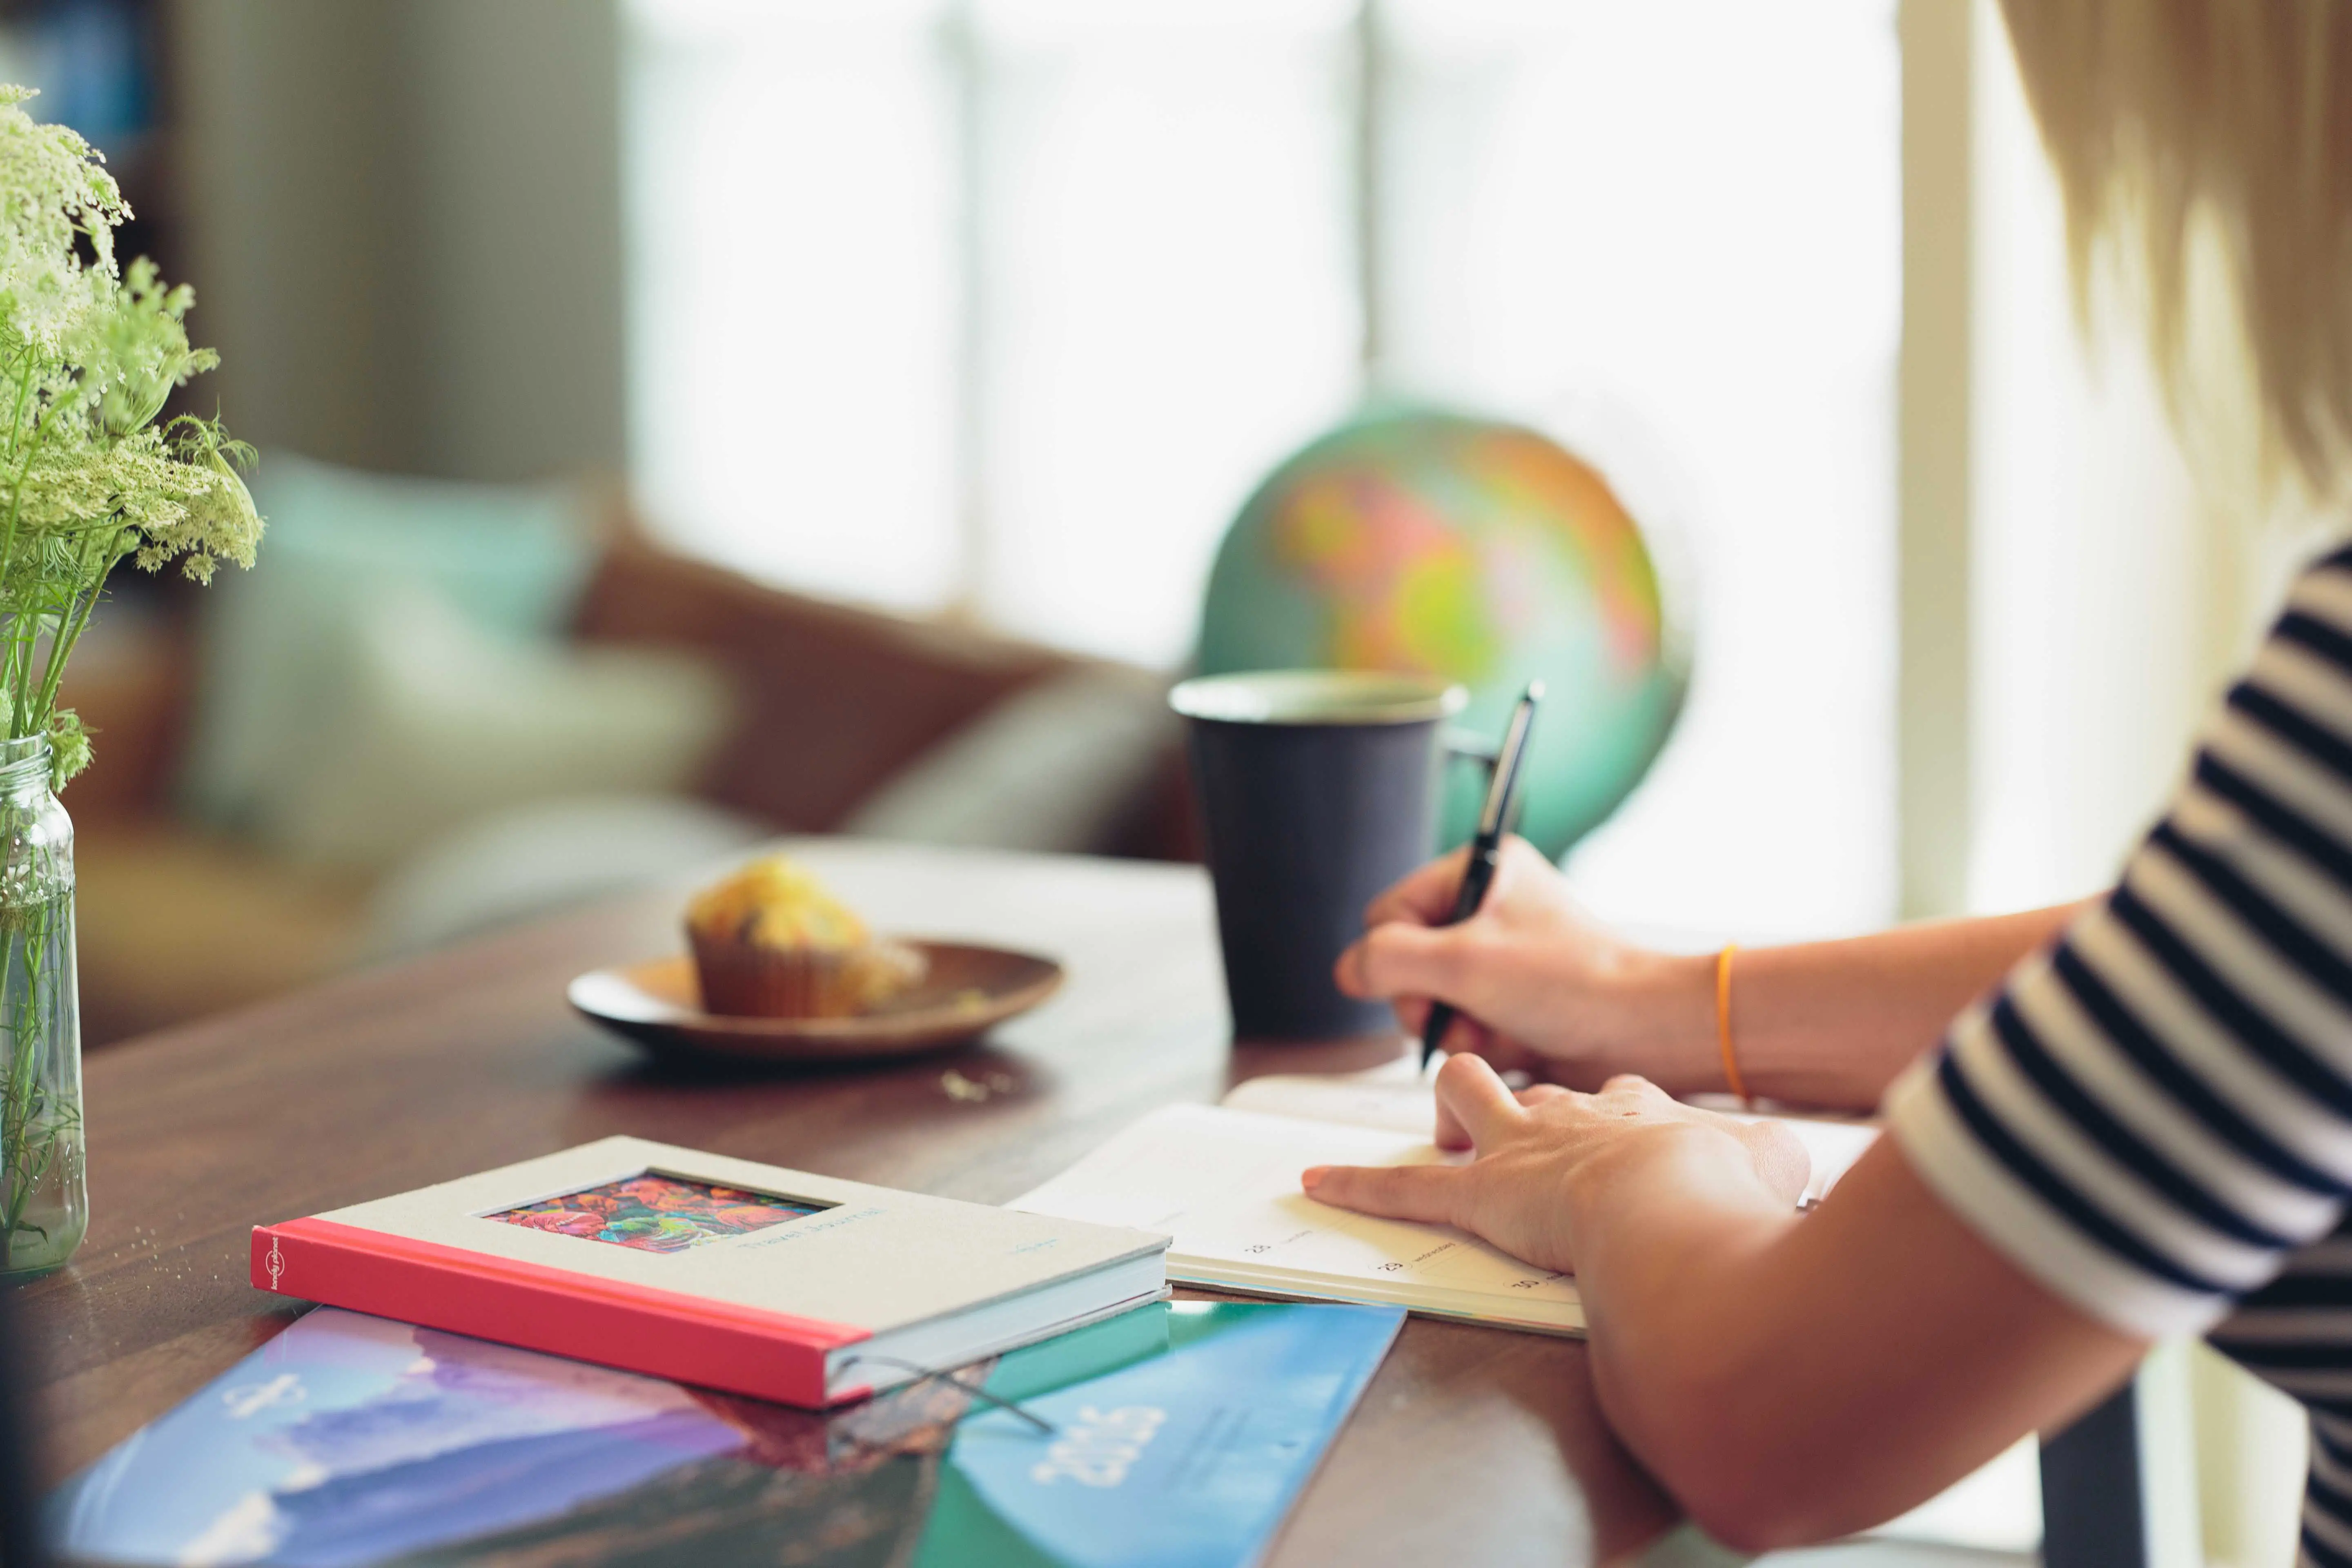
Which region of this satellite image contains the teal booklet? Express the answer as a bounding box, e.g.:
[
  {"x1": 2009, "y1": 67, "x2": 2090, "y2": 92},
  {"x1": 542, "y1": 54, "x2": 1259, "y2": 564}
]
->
[{"x1": 50, "y1": 1298, "x2": 1403, "y2": 1566}]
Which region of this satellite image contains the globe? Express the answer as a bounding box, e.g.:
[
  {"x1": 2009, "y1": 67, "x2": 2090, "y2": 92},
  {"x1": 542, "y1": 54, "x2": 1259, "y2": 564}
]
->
[{"x1": 1195, "y1": 408, "x2": 1690, "y2": 860}]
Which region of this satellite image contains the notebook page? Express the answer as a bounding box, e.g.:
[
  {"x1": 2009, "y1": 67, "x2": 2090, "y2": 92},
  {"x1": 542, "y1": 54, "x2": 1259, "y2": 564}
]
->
[
  {"x1": 1221, "y1": 1067, "x2": 1881, "y2": 1207},
  {"x1": 1009, "y1": 1104, "x2": 1583, "y2": 1334},
  {"x1": 1219, "y1": 1060, "x2": 1431, "y2": 1131}
]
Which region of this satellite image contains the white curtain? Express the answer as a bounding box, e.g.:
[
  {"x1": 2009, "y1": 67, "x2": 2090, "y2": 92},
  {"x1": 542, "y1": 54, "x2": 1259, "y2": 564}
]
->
[{"x1": 624, "y1": 0, "x2": 1904, "y2": 942}]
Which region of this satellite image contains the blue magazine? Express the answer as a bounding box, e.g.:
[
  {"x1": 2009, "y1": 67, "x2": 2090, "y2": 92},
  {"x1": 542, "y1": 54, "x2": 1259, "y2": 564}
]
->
[{"x1": 50, "y1": 1298, "x2": 1403, "y2": 1567}]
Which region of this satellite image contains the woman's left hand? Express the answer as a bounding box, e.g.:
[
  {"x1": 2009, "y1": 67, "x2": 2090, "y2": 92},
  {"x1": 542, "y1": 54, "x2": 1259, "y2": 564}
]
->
[{"x1": 1302, "y1": 1054, "x2": 1811, "y2": 1276}]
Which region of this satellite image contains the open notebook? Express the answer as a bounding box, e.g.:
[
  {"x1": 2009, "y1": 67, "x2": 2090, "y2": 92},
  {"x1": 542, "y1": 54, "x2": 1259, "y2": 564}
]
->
[{"x1": 1011, "y1": 1060, "x2": 1879, "y2": 1336}]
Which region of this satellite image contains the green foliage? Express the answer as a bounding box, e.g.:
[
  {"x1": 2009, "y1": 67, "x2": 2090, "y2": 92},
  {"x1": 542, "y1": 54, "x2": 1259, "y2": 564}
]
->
[{"x1": 0, "y1": 87, "x2": 261, "y2": 790}]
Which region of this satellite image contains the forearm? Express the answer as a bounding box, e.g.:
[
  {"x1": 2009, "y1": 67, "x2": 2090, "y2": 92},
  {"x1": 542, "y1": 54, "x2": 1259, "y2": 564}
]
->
[
  {"x1": 1597, "y1": 902, "x2": 2087, "y2": 1109},
  {"x1": 1565, "y1": 1137, "x2": 2143, "y2": 1550}
]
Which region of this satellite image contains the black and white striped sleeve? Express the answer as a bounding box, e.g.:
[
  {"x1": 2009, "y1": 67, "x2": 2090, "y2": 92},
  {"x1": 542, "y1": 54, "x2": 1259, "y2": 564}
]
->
[{"x1": 1883, "y1": 547, "x2": 2352, "y2": 1339}]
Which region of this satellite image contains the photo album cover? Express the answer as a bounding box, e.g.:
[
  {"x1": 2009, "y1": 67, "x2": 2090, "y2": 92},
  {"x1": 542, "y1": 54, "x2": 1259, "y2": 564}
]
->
[{"x1": 250, "y1": 1136, "x2": 1171, "y2": 1407}]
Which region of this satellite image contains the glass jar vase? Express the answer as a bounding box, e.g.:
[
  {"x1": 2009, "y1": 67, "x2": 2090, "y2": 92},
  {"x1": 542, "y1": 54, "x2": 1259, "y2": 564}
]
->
[{"x1": 0, "y1": 735, "x2": 79, "y2": 1277}]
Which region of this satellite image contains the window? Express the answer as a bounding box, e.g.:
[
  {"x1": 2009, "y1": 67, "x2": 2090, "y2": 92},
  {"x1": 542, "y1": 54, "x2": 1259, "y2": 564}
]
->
[{"x1": 626, "y1": 0, "x2": 1900, "y2": 939}]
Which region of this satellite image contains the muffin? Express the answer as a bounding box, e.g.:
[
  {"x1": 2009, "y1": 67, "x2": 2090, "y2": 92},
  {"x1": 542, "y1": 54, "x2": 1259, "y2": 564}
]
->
[{"x1": 685, "y1": 855, "x2": 926, "y2": 1018}]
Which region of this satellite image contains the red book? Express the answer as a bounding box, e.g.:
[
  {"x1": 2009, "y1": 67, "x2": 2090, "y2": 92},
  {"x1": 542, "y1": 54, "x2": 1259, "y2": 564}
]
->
[{"x1": 251, "y1": 1136, "x2": 1167, "y2": 1408}]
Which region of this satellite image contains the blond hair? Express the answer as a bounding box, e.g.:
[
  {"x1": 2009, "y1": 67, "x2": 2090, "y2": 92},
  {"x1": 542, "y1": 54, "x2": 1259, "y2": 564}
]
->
[{"x1": 2000, "y1": 0, "x2": 2352, "y2": 499}]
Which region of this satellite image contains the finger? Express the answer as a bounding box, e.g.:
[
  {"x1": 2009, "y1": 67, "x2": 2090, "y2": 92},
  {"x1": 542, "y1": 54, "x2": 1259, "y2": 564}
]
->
[
  {"x1": 1438, "y1": 1008, "x2": 1488, "y2": 1057},
  {"x1": 1595, "y1": 1075, "x2": 1677, "y2": 1118},
  {"x1": 1434, "y1": 1027, "x2": 1541, "y2": 1085},
  {"x1": 1599, "y1": 1073, "x2": 1662, "y2": 1097},
  {"x1": 1349, "y1": 921, "x2": 1469, "y2": 1003},
  {"x1": 1433, "y1": 1052, "x2": 1524, "y2": 1148},
  {"x1": 1447, "y1": 1080, "x2": 1565, "y2": 1144},
  {"x1": 1497, "y1": 834, "x2": 1550, "y2": 875},
  {"x1": 1334, "y1": 939, "x2": 1372, "y2": 998},
  {"x1": 1428, "y1": 1027, "x2": 1504, "y2": 1151},
  {"x1": 1469, "y1": 1031, "x2": 1541, "y2": 1078},
  {"x1": 1301, "y1": 1161, "x2": 1463, "y2": 1225},
  {"x1": 1364, "y1": 847, "x2": 1473, "y2": 930},
  {"x1": 1337, "y1": 943, "x2": 1466, "y2": 1011},
  {"x1": 1434, "y1": 1076, "x2": 1473, "y2": 1149},
  {"x1": 1398, "y1": 998, "x2": 1492, "y2": 1057}
]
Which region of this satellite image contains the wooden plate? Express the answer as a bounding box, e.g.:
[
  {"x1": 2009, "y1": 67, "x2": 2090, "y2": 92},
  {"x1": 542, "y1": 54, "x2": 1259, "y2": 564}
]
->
[{"x1": 568, "y1": 940, "x2": 1065, "y2": 1065}]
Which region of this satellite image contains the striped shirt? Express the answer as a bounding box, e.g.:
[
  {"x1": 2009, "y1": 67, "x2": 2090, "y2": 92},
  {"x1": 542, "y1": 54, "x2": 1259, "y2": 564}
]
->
[{"x1": 1884, "y1": 543, "x2": 2352, "y2": 1568}]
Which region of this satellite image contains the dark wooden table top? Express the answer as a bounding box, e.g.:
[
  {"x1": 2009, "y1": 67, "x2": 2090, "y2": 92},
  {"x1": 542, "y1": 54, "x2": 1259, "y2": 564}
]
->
[{"x1": 19, "y1": 838, "x2": 1681, "y2": 1566}]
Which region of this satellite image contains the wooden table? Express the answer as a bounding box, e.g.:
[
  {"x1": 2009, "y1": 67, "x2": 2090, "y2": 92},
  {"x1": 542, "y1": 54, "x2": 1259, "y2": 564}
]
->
[{"x1": 20, "y1": 839, "x2": 1683, "y2": 1566}]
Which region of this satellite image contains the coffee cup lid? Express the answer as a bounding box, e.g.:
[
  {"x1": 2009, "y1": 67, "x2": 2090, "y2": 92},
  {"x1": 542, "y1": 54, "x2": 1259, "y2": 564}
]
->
[{"x1": 1168, "y1": 670, "x2": 1470, "y2": 726}]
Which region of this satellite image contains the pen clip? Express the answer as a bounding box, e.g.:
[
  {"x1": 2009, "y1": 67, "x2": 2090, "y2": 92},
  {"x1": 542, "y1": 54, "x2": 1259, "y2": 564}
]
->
[{"x1": 1475, "y1": 681, "x2": 1544, "y2": 840}]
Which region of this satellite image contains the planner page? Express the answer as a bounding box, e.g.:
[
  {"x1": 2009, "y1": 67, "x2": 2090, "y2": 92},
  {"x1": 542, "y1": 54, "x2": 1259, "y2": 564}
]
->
[
  {"x1": 1010, "y1": 1104, "x2": 1585, "y2": 1335},
  {"x1": 1221, "y1": 1063, "x2": 1881, "y2": 1207}
]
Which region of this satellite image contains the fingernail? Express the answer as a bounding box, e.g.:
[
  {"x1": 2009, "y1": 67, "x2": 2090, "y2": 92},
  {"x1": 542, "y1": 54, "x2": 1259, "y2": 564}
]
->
[{"x1": 1301, "y1": 1166, "x2": 1329, "y2": 1189}]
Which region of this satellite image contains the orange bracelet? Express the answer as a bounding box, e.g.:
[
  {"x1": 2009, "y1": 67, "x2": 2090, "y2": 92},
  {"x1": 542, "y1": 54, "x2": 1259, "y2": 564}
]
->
[{"x1": 1715, "y1": 943, "x2": 1751, "y2": 1107}]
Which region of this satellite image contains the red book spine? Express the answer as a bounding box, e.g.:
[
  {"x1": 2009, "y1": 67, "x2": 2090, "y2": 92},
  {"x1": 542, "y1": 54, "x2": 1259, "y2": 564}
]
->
[{"x1": 250, "y1": 1217, "x2": 873, "y2": 1408}]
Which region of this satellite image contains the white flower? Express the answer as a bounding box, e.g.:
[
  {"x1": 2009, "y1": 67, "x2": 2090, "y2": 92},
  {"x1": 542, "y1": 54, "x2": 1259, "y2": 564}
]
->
[{"x1": 0, "y1": 86, "x2": 260, "y2": 782}]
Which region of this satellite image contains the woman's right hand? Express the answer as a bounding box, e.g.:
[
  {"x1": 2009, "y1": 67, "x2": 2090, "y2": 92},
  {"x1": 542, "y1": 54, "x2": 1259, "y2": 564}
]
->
[{"x1": 1333, "y1": 837, "x2": 1720, "y2": 1094}]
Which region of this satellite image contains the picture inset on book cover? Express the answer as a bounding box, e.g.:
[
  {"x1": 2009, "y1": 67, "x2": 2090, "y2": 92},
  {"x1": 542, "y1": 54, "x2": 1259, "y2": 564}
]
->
[{"x1": 490, "y1": 1174, "x2": 831, "y2": 1255}]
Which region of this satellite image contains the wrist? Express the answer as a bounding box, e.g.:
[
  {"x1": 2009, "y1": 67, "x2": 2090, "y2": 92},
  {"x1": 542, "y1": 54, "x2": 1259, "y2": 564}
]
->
[{"x1": 1594, "y1": 948, "x2": 1725, "y2": 1097}]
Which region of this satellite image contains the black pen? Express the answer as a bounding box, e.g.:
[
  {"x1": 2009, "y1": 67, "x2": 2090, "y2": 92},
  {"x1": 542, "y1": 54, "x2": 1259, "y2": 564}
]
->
[{"x1": 1420, "y1": 680, "x2": 1544, "y2": 1068}]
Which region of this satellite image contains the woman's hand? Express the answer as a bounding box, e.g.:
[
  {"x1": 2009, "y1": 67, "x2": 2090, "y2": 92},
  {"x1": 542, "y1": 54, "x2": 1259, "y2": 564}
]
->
[
  {"x1": 1302, "y1": 1054, "x2": 1809, "y2": 1276},
  {"x1": 1333, "y1": 836, "x2": 1718, "y2": 1092}
]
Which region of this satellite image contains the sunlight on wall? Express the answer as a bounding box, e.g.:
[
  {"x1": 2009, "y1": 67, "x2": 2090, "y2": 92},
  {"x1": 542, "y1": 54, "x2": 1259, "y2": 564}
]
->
[
  {"x1": 1415, "y1": 1, "x2": 1902, "y2": 940},
  {"x1": 1964, "y1": 0, "x2": 2210, "y2": 915}
]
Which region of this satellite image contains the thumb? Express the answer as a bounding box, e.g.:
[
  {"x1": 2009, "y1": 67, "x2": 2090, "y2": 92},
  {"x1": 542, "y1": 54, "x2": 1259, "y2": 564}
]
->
[{"x1": 1343, "y1": 920, "x2": 1470, "y2": 1004}]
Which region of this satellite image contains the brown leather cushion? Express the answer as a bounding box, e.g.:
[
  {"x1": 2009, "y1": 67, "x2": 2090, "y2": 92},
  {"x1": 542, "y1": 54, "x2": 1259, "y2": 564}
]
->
[{"x1": 572, "y1": 534, "x2": 1068, "y2": 833}]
